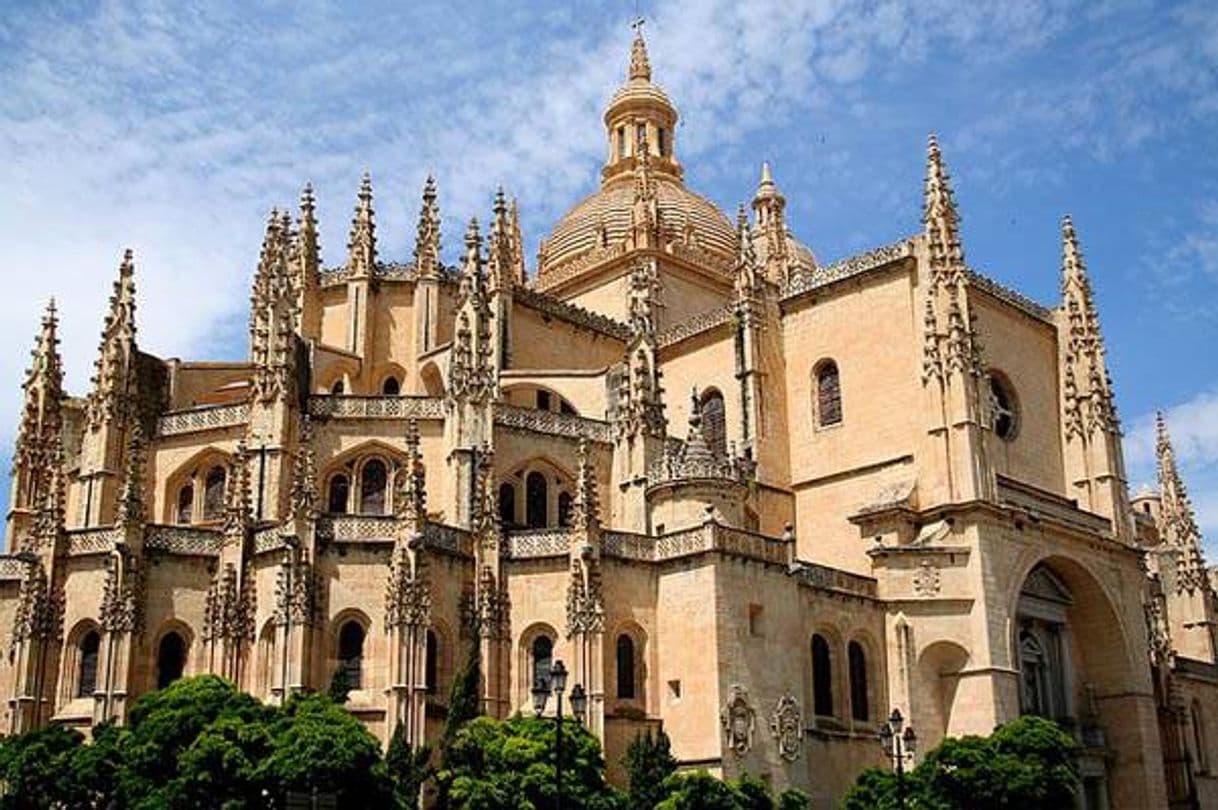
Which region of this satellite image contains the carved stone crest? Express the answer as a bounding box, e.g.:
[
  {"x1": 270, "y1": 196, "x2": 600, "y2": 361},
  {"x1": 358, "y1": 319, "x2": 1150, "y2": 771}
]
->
[
  {"x1": 913, "y1": 560, "x2": 941, "y2": 597},
  {"x1": 720, "y1": 684, "x2": 756, "y2": 756},
  {"x1": 769, "y1": 694, "x2": 803, "y2": 762}
]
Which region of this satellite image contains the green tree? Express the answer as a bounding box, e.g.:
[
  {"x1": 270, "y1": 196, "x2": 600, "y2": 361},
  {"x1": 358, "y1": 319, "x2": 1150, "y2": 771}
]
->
[
  {"x1": 655, "y1": 771, "x2": 745, "y2": 810},
  {"x1": 435, "y1": 629, "x2": 484, "y2": 808},
  {"x1": 326, "y1": 663, "x2": 353, "y2": 704},
  {"x1": 119, "y1": 674, "x2": 270, "y2": 808},
  {"x1": 69, "y1": 720, "x2": 124, "y2": 809},
  {"x1": 261, "y1": 693, "x2": 389, "y2": 805},
  {"x1": 623, "y1": 729, "x2": 677, "y2": 810},
  {"x1": 386, "y1": 724, "x2": 432, "y2": 809},
  {"x1": 775, "y1": 787, "x2": 811, "y2": 810},
  {"x1": 444, "y1": 714, "x2": 625, "y2": 810},
  {"x1": 841, "y1": 715, "x2": 1079, "y2": 810},
  {"x1": 0, "y1": 724, "x2": 86, "y2": 810}
]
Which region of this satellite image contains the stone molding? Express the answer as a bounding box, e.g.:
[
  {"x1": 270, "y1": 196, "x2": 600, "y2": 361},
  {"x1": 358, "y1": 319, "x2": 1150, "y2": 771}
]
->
[
  {"x1": 789, "y1": 561, "x2": 878, "y2": 598},
  {"x1": 656, "y1": 303, "x2": 736, "y2": 349},
  {"x1": 513, "y1": 286, "x2": 632, "y2": 341},
  {"x1": 781, "y1": 239, "x2": 913, "y2": 302}
]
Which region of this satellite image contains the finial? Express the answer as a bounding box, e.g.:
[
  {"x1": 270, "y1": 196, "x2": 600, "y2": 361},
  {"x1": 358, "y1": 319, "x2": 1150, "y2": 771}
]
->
[
  {"x1": 761, "y1": 160, "x2": 774, "y2": 186},
  {"x1": 301, "y1": 182, "x2": 315, "y2": 210},
  {"x1": 465, "y1": 217, "x2": 481, "y2": 250},
  {"x1": 629, "y1": 19, "x2": 651, "y2": 82},
  {"x1": 493, "y1": 185, "x2": 507, "y2": 217}
]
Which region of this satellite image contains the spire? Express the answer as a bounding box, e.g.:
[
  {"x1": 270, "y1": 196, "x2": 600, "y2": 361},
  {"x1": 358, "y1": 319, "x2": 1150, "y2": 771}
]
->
[
  {"x1": 734, "y1": 204, "x2": 761, "y2": 305},
  {"x1": 629, "y1": 20, "x2": 651, "y2": 81},
  {"x1": 1060, "y1": 215, "x2": 1118, "y2": 436},
  {"x1": 752, "y1": 161, "x2": 789, "y2": 282},
  {"x1": 413, "y1": 174, "x2": 441, "y2": 278},
  {"x1": 1156, "y1": 413, "x2": 1209, "y2": 592},
  {"x1": 86, "y1": 249, "x2": 138, "y2": 429},
  {"x1": 488, "y1": 187, "x2": 514, "y2": 293},
  {"x1": 457, "y1": 217, "x2": 485, "y2": 303},
  {"x1": 923, "y1": 134, "x2": 965, "y2": 274},
  {"x1": 250, "y1": 210, "x2": 300, "y2": 403},
  {"x1": 347, "y1": 171, "x2": 377, "y2": 277},
  {"x1": 508, "y1": 197, "x2": 526, "y2": 284},
  {"x1": 15, "y1": 300, "x2": 64, "y2": 487},
  {"x1": 115, "y1": 422, "x2": 146, "y2": 528},
  {"x1": 297, "y1": 183, "x2": 320, "y2": 284}
]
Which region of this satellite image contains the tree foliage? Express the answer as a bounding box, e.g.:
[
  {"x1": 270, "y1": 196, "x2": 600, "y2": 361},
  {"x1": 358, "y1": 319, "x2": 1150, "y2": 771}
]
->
[
  {"x1": 624, "y1": 729, "x2": 677, "y2": 810},
  {"x1": 386, "y1": 723, "x2": 432, "y2": 809},
  {"x1": 655, "y1": 771, "x2": 809, "y2": 810},
  {"x1": 444, "y1": 714, "x2": 625, "y2": 810},
  {"x1": 0, "y1": 724, "x2": 87, "y2": 810},
  {"x1": 841, "y1": 715, "x2": 1080, "y2": 810}
]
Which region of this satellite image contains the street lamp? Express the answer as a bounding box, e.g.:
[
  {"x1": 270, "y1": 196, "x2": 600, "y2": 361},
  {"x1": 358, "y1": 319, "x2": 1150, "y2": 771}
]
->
[
  {"x1": 878, "y1": 708, "x2": 917, "y2": 810},
  {"x1": 532, "y1": 659, "x2": 586, "y2": 810}
]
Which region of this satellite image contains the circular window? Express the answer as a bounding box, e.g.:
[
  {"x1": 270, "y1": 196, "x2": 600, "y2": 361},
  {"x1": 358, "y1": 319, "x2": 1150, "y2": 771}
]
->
[{"x1": 989, "y1": 373, "x2": 1019, "y2": 441}]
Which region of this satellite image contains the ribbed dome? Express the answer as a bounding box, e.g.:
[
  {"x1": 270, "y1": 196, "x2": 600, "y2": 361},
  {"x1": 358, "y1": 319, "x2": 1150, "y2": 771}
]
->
[{"x1": 541, "y1": 177, "x2": 738, "y2": 274}]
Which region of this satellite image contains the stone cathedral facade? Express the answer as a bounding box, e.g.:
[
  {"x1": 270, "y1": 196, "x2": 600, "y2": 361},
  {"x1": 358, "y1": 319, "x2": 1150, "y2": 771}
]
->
[{"x1": 3, "y1": 31, "x2": 1217, "y2": 809}]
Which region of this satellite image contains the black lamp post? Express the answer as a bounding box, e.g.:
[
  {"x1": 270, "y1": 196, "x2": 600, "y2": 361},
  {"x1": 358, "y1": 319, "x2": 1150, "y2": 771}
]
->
[
  {"x1": 878, "y1": 708, "x2": 917, "y2": 810},
  {"x1": 532, "y1": 659, "x2": 587, "y2": 810}
]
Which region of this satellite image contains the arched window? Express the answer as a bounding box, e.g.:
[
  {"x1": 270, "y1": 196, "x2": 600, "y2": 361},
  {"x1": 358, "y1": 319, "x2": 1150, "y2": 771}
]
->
[
  {"x1": 331, "y1": 380, "x2": 345, "y2": 395},
  {"x1": 382, "y1": 376, "x2": 401, "y2": 396},
  {"x1": 338, "y1": 621, "x2": 365, "y2": 690},
  {"x1": 426, "y1": 630, "x2": 438, "y2": 695},
  {"x1": 557, "y1": 492, "x2": 573, "y2": 528},
  {"x1": 328, "y1": 474, "x2": 350, "y2": 514},
  {"x1": 812, "y1": 634, "x2": 833, "y2": 717},
  {"x1": 531, "y1": 635, "x2": 553, "y2": 689},
  {"x1": 257, "y1": 621, "x2": 276, "y2": 697},
  {"x1": 616, "y1": 635, "x2": 637, "y2": 699},
  {"x1": 176, "y1": 484, "x2": 194, "y2": 524},
  {"x1": 360, "y1": 460, "x2": 388, "y2": 515},
  {"x1": 701, "y1": 389, "x2": 727, "y2": 457},
  {"x1": 156, "y1": 631, "x2": 187, "y2": 690},
  {"x1": 202, "y1": 466, "x2": 227, "y2": 521},
  {"x1": 525, "y1": 472, "x2": 548, "y2": 528},
  {"x1": 848, "y1": 641, "x2": 869, "y2": 722},
  {"x1": 1019, "y1": 629, "x2": 1051, "y2": 717},
  {"x1": 77, "y1": 630, "x2": 100, "y2": 698},
  {"x1": 815, "y1": 362, "x2": 842, "y2": 427},
  {"x1": 989, "y1": 373, "x2": 1019, "y2": 441},
  {"x1": 498, "y1": 483, "x2": 516, "y2": 528}
]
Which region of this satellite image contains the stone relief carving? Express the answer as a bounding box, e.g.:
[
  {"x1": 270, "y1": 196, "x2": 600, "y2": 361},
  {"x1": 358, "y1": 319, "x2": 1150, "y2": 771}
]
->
[
  {"x1": 720, "y1": 684, "x2": 756, "y2": 756},
  {"x1": 769, "y1": 694, "x2": 803, "y2": 762},
  {"x1": 913, "y1": 560, "x2": 942, "y2": 596}
]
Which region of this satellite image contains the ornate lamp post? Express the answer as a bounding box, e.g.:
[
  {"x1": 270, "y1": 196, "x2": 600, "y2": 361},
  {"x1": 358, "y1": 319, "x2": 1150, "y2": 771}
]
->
[
  {"x1": 878, "y1": 708, "x2": 917, "y2": 810},
  {"x1": 532, "y1": 659, "x2": 587, "y2": 810}
]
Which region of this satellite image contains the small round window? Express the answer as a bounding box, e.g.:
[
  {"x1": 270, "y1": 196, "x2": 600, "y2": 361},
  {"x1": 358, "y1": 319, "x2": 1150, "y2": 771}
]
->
[{"x1": 989, "y1": 373, "x2": 1019, "y2": 441}]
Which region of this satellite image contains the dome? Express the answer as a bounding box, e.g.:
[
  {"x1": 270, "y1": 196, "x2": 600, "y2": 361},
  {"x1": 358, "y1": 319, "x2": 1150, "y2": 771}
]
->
[
  {"x1": 754, "y1": 226, "x2": 818, "y2": 275},
  {"x1": 541, "y1": 176, "x2": 738, "y2": 274}
]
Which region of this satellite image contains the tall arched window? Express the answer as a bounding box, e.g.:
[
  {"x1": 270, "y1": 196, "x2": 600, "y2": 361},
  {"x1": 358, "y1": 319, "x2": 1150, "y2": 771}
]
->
[
  {"x1": 77, "y1": 630, "x2": 100, "y2": 697},
  {"x1": 202, "y1": 466, "x2": 227, "y2": 521},
  {"x1": 338, "y1": 621, "x2": 365, "y2": 689},
  {"x1": 382, "y1": 376, "x2": 401, "y2": 396},
  {"x1": 701, "y1": 389, "x2": 727, "y2": 457},
  {"x1": 157, "y1": 632, "x2": 187, "y2": 689},
  {"x1": 498, "y1": 484, "x2": 516, "y2": 528},
  {"x1": 328, "y1": 474, "x2": 350, "y2": 514},
  {"x1": 815, "y1": 361, "x2": 842, "y2": 427},
  {"x1": 426, "y1": 630, "x2": 439, "y2": 695},
  {"x1": 360, "y1": 460, "x2": 388, "y2": 514},
  {"x1": 176, "y1": 484, "x2": 194, "y2": 524},
  {"x1": 616, "y1": 635, "x2": 637, "y2": 699},
  {"x1": 531, "y1": 635, "x2": 553, "y2": 689},
  {"x1": 848, "y1": 641, "x2": 869, "y2": 721},
  {"x1": 525, "y1": 472, "x2": 548, "y2": 528},
  {"x1": 557, "y1": 492, "x2": 573, "y2": 528},
  {"x1": 812, "y1": 634, "x2": 833, "y2": 717}
]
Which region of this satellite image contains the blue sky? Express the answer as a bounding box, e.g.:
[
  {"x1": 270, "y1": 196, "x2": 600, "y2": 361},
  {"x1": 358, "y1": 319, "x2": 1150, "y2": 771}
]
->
[{"x1": 1, "y1": 0, "x2": 1215, "y2": 544}]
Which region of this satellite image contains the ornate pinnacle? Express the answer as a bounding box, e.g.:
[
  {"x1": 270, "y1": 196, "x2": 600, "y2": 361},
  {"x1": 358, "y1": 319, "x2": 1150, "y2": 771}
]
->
[
  {"x1": 347, "y1": 171, "x2": 377, "y2": 277},
  {"x1": 414, "y1": 174, "x2": 442, "y2": 278},
  {"x1": 1060, "y1": 215, "x2": 1118, "y2": 435},
  {"x1": 923, "y1": 134, "x2": 964, "y2": 272},
  {"x1": 488, "y1": 187, "x2": 514, "y2": 292},
  {"x1": 87, "y1": 249, "x2": 138, "y2": 429},
  {"x1": 16, "y1": 299, "x2": 64, "y2": 480},
  {"x1": 1156, "y1": 413, "x2": 1209, "y2": 592},
  {"x1": 296, "y1": 183, "x2": 320, "y2": 282},
  {"x1": 508, "y1": 197, "x2": 526, "y2": 283},
  {"x1": 223, "y1": 442, "x2": 253, "y2": 539},
  {"x1": 289, "y1": 416, "x2": 319, "y2": 522},
  {"x1": 629, "y1": 21, "x2": 651, "y2": 82},
  {"x1": 115, "y1": 421, "x2": 146, "y2": 527},
  {"x1": 395, "y1": 418, "x2": 427, "y2": 530},
  {"x1": 573, "y1": 438, "x2": 600, "y2": 534}
]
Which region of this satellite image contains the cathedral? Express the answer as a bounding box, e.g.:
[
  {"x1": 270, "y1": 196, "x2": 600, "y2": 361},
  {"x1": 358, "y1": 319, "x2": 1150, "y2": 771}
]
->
[{"x1": 3, "y1": 29, "x2": 1217, "y2": 810}]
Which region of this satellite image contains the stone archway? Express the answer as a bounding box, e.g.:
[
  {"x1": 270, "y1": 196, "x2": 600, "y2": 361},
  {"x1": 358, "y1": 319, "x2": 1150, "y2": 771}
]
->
[{"x1": 914, "y1": 640, "x2": 970, "y2": 752}]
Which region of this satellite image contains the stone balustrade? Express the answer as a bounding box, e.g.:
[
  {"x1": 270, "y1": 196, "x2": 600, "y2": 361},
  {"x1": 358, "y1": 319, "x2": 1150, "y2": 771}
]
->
[
  {"x1": 157, "y1": 402, "x2": 250, "y2": 437},
  {"x1": 145, "y1": 525, "x2": 225, "y2": 556},
  {"x1": 493, "y1": 403, "x2": 614, "y2": 444},
  {"x1": 307, "y1": 396, "x2": 444, "y2": 420},
  {"x1": 66, "y1": 527, "x2": 122, "y2": 556}
]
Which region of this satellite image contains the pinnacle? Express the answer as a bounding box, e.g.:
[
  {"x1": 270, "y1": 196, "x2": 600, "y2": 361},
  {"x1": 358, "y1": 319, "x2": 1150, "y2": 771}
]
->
[
  {"x1": 493, "y1": 186, "x2": 507, "y2": 217},
  {"x1": 465, "y1": 217, "x2": 481, "y2": 248},
  {"x1": 629, "y1": 21, "x2": 651, "y2": 82}
]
